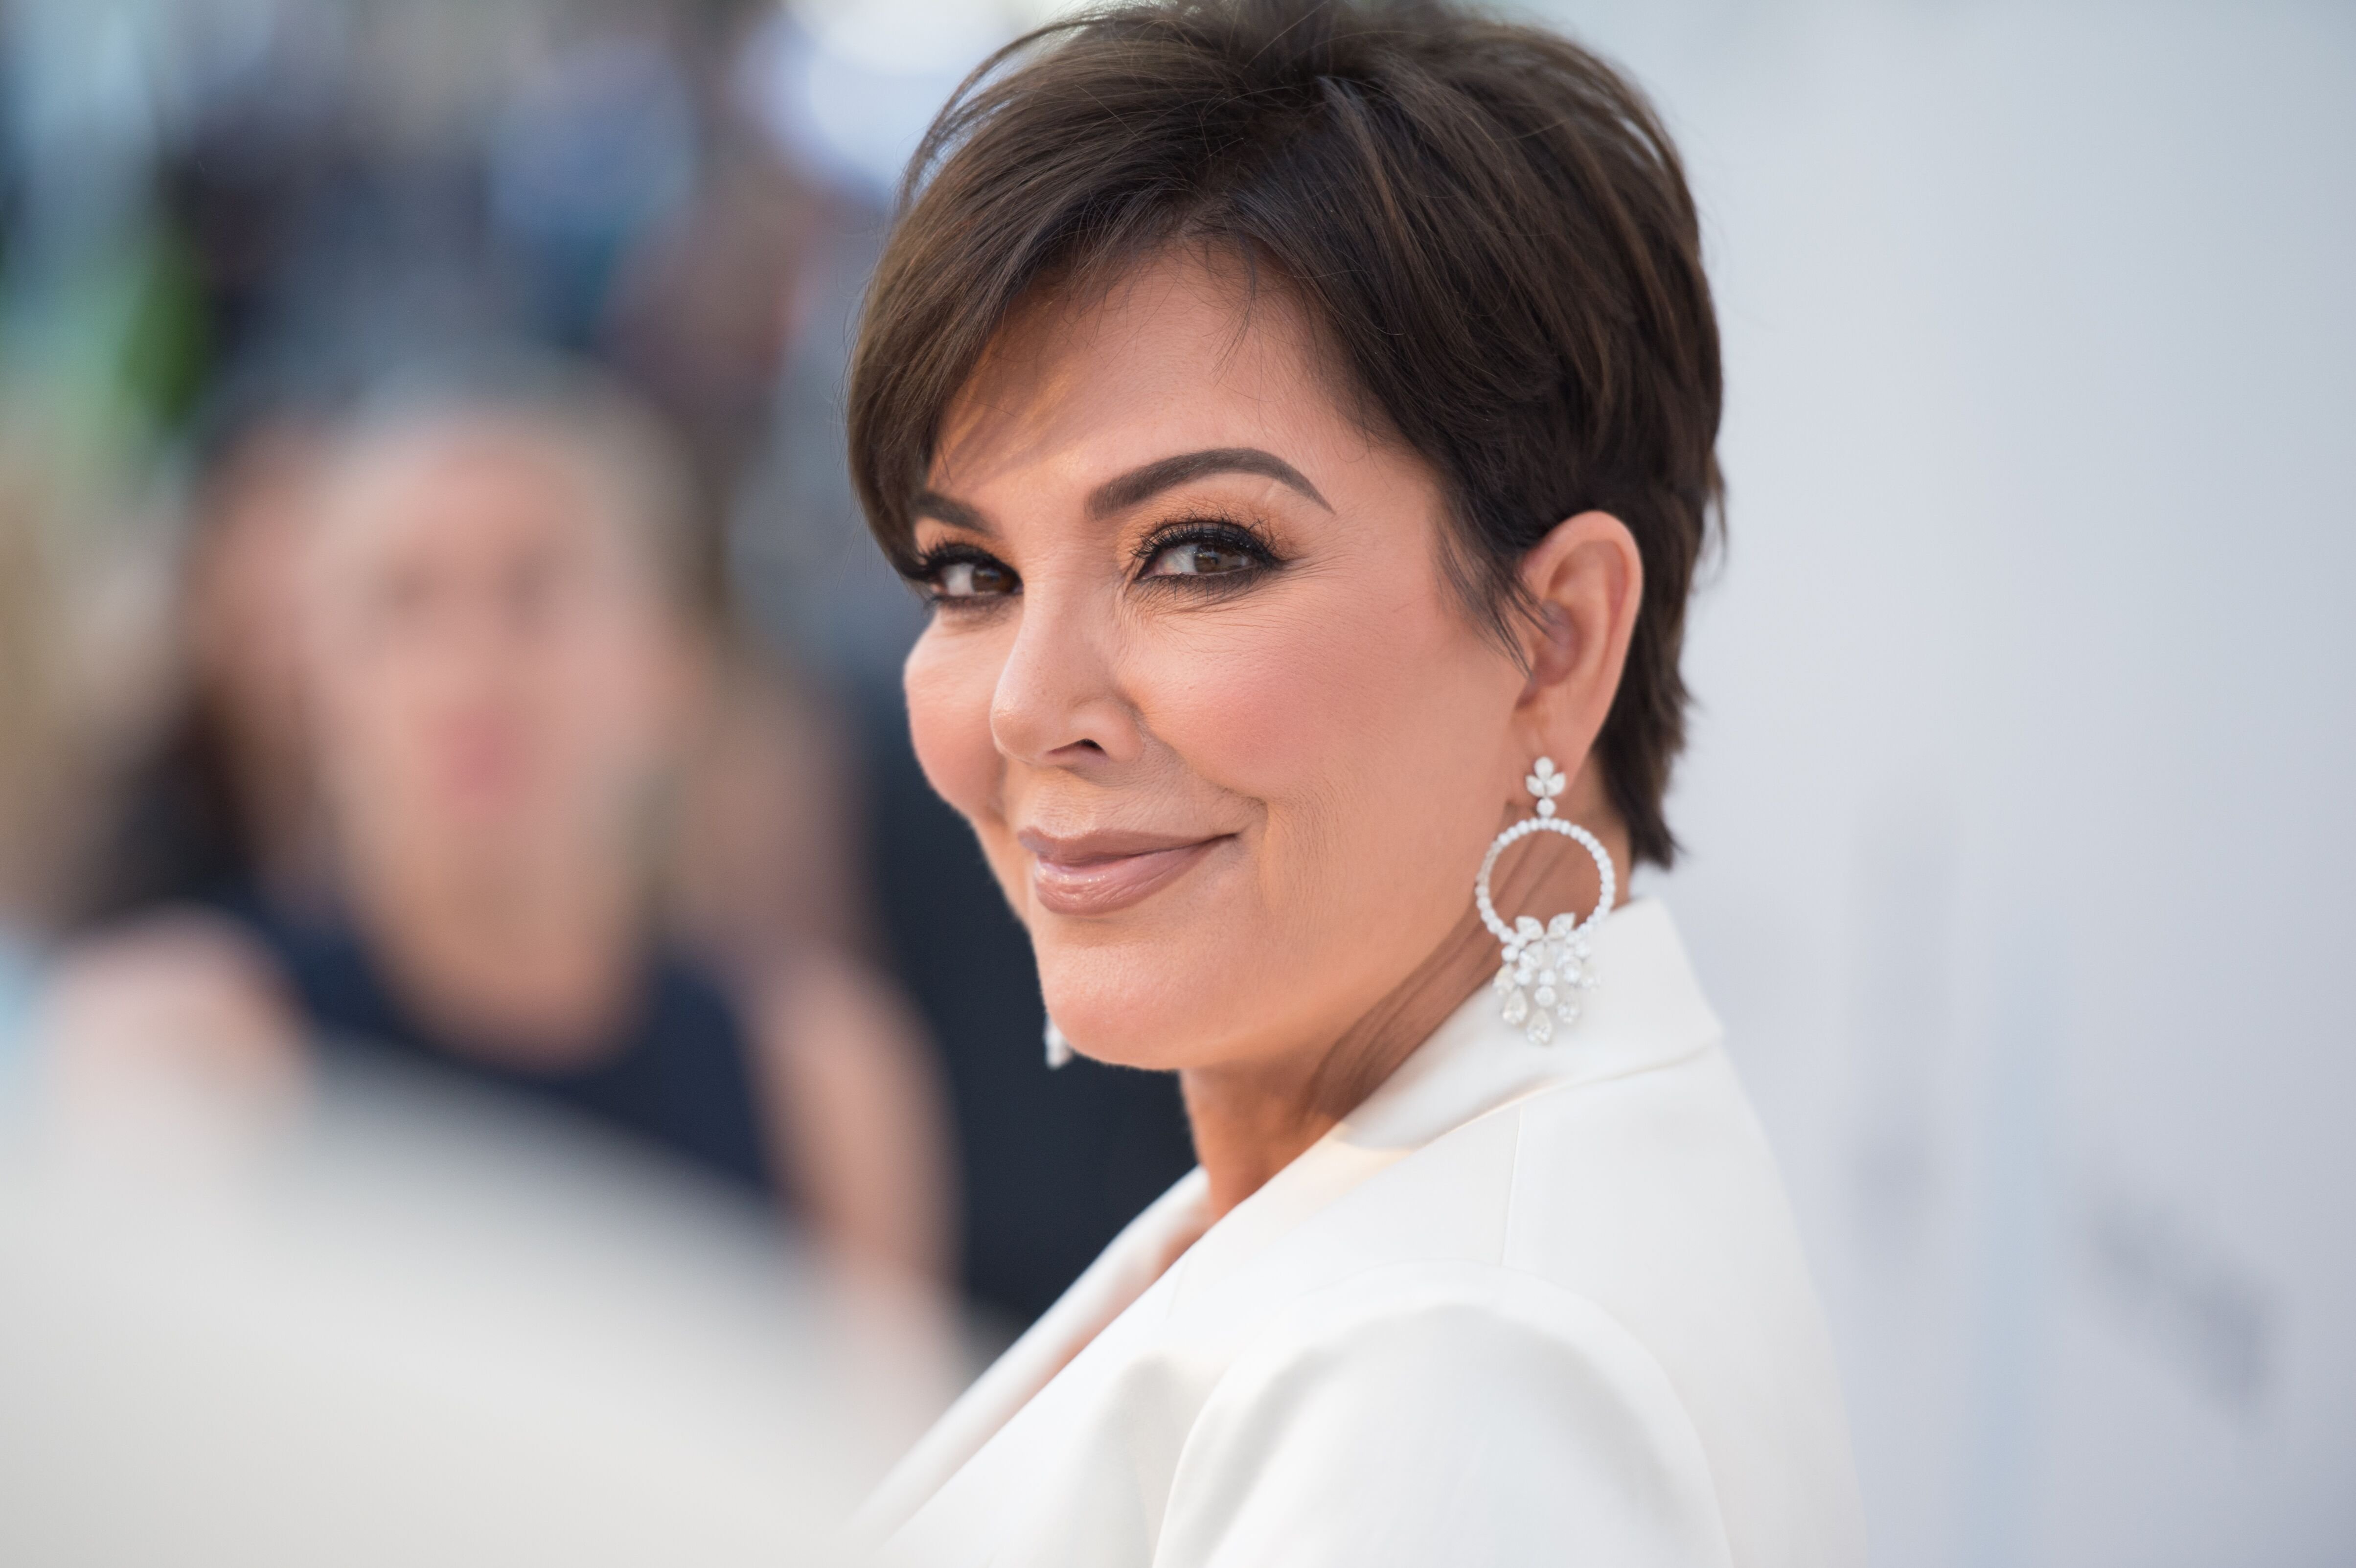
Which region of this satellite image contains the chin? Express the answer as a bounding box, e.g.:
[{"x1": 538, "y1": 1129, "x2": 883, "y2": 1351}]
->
[
  {"x1": 1032, "y1": 916, "x2": 1281, "y2": 1074},
  {"x1": 1031, "y1": 930, "x2": 1158, "y2": 1070}
]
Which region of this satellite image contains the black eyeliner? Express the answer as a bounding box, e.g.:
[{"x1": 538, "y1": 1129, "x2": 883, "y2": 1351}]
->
[
  {"x1": 906, "y1": 540, "x2": 1021, "y2": 605},
  {"x1": 1129, "y1": 515, "x2": 1286, "y2": 582}
]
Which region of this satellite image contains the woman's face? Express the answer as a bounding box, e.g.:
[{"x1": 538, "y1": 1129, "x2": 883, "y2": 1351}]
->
[
  {"x1": 306, "y1": 420, "x2": 687, "y2": 877},
  {"x1": 904, "y1": 251, "x2": 1538, "y2": 1072}
]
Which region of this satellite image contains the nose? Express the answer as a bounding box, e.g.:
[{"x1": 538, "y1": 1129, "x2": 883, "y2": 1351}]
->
[{"x1": 989, "y1": 578, "x2": 1143, "y2": 770}]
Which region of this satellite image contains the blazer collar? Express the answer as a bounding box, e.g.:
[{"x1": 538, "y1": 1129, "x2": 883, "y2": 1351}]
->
[
  {"x1": 1171, "y1": 895, "x2": 1720, "y2": 1301},
  {"x1": 853, "y1": 896, "x2": 1717, "y2": 1543}
]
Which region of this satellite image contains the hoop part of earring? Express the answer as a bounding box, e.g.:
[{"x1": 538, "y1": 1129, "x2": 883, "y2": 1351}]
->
[
  {"x1": 1044, "y1": 1017, "x2": 1074, "y2": 1070},
  {"x1": 1475, "y1": 757, "x2": 1616, "y2": 1045}
]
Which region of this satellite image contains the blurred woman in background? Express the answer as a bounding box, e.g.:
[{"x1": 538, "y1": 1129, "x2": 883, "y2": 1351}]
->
[{"x1": 46, "y1": 367, "x2": 953, "y2": 1285}]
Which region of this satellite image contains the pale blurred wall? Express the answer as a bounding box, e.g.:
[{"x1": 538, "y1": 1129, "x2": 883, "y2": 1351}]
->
[
  {"x1": 1529, "y1": 2, "x2": 2356, "y2": 1564},
  {"x1": 728, "y1": 0, "x2": 2356, "y2": 1559}
]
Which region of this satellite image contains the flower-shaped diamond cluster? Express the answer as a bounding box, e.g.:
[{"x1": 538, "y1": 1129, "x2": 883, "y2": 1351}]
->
[
  {"x1": 1491, "y1": 912, "x2": 1595, "y2": 1045},
  {"x1": 1526, "y1": 757, "x2": 1568, "y2": 818}
]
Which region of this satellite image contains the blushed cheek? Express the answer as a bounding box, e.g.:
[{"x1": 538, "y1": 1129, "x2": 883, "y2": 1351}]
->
[
  {"x1": 1144, "y1": 585, "x2": 1508, "y2": 927},
  {"x1": 1153, "y1": 595, "x2": 1460, "y2": 811},
  {"x1": 904, "y1": 626, "x2": 1007, "y2": 830},
  {"x1": 1163, "y1": 635, "x2": 1345, "y2": 797}
]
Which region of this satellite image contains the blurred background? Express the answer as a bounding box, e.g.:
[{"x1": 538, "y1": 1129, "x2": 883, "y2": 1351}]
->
[{"x1": 0, "y1": 0, "x2": 2346, "y2": 1563}]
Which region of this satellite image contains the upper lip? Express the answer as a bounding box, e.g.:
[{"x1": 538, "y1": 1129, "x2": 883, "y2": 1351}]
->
[{"x1": 1017, "y1": 826, "x2": 1227, "y2": 864}]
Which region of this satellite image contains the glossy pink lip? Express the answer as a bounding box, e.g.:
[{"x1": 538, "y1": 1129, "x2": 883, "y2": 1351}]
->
[{"x1": 1020, "y1": 827, "x2": 1231, "y2": 917}]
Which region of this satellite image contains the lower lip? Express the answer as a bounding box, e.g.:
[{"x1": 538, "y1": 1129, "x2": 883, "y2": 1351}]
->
[{"x1": 1030, "y1": 840, "x2": 1225, "y2": 917}]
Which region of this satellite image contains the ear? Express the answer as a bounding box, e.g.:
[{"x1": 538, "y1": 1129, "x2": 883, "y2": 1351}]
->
[{"x1": 1512, "y1": 510, "x2": 1644, "y2": 782}]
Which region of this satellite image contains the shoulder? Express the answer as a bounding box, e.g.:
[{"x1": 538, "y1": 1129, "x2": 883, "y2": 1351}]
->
[
  {"x1": 1161, "y1": 1261, "x2": 1734, "y2": 1568},
  {"x1": 35, "y1": 906, "x2": 308, "y2": 1102},
  {"x1": 1283, "y1": 1043, "x2": 1802, "y2": 1318},
  {"x1": 1148, "y1": 1047, "x2": 1857, "y2": 1566}
]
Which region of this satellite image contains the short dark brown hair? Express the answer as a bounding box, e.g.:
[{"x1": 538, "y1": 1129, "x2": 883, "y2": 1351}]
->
[{"x1": 849, "y1": 0, "x2": 1721, "y2": 867}]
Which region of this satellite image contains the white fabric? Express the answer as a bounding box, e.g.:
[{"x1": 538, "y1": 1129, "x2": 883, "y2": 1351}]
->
[{"x1": 854, "y1": 899, "x2": 1864, "y2": 1567}]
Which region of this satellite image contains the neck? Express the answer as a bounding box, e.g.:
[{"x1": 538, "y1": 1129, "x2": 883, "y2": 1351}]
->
[
  {"x1": 347, "y1": 830, "x2": 644, "y2": 1063},
  {"x1": 1179, "y1": 794, "x2": 1630, "y2": 1223}
]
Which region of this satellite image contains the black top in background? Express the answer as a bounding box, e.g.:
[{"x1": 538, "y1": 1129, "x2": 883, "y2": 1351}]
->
[{"x1": 232, "y1": 893, "x2": 779, "y2": 1202}]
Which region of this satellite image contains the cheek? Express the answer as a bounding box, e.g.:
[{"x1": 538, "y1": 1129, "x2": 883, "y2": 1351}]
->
[
  {"x1": 314, "y1": 659, "x2": 425, "y2": 824},
  {"x1": 319, "y1": 644, "x2": 416, "y2": 762},
  {"x1": 561, "y1": 626, "x2": 675, "y2": 768},
  {"x1": 904, "y1": 621, "x2": 1010, "y2": 828},
  {"x1": 1150, "y1": 583, "x2": 1515, "y2": 907}
]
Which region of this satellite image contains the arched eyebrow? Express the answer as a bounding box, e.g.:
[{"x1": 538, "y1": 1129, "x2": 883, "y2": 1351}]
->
[
  {"x1": 1086, "y1": 447, "x2": 1330, "y2": 518},
  {"x1": 912, "y1": 446, "x2": 1330, "y2": 536},
  {"x1": 910, "y1": 490, "x2": 991, "y2": 533}
]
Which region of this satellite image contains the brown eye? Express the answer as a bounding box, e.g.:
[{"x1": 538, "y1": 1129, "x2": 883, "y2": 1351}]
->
[
  {"x1": 935, "y1": 557, "x2": 1017, "y2": 599},
  {"x1": 1144, "y1": 539, "x2": 1258, "y2": 577}
]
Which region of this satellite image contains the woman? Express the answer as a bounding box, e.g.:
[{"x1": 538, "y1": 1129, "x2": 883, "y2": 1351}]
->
[
  {"x1": 845, "y1": 1, "x2": 1863, "y2": 1563},
  {"x1": 46, "y1": 369, "x2": 952, "y2": 1286}
]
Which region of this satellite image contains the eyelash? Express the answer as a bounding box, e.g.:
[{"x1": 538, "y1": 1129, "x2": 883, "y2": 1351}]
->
[
  {"x1": 1129, "y1": 517, "x2": 1284, "y2": 585},
  {"x1": 907, "y1": 542, "x2": 1010, "y2": 608},
  {"x1": 907, "y1": 516, "x2": 1285, "y2": 608}
]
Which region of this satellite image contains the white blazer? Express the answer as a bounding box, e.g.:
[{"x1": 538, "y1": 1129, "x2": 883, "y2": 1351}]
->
[{"x1": 854, "y1": 899, "x2": 1864, "y2": 1567}]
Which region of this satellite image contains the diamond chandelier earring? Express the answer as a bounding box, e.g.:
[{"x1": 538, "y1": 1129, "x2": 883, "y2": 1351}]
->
[
  {"x1": 1043, "y1": 1016, "x2": 1074, "y2": 1070},
  {"x1": 1476, "y1": 757, "x2": 1615, "y2": 1045}
]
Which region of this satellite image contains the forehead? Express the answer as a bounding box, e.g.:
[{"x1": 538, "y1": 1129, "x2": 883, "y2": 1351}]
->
[
  {"x1": 324, "y1": 419, "x2": 607, "y2": 566},
  {"x1": 929, "y1": 248, "x2": 1377, "y2": 507}
]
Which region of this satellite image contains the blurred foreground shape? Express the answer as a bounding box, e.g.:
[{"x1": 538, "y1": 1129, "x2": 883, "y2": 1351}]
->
[{"x1": 0, "y1": 1042, "x2": 966, "y2": 1567}]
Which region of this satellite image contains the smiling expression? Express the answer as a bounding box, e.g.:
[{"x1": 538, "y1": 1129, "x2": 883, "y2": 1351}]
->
[{"x1": 898, "y1": 250, "x2": 1545, "y2": 1073}]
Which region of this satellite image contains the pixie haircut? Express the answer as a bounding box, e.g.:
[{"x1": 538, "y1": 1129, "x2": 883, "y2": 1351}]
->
[{"x1": 849, "y1": 0, "x2": 1720, "y2": 868}]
